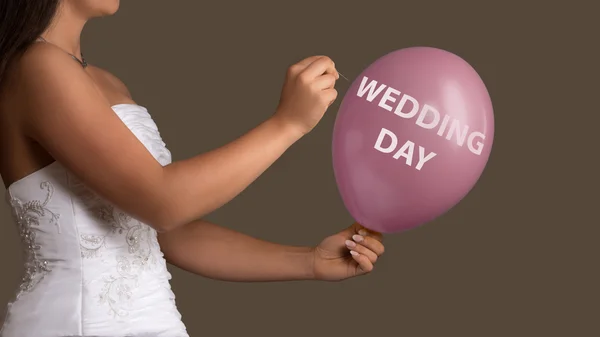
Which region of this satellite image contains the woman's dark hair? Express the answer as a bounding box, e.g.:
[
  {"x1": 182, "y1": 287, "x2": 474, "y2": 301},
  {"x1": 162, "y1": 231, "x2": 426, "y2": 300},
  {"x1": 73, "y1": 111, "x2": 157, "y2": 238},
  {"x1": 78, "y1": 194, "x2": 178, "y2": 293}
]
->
[{"x1": 0, "y1": 0, "x2": 60, "y2": 82}]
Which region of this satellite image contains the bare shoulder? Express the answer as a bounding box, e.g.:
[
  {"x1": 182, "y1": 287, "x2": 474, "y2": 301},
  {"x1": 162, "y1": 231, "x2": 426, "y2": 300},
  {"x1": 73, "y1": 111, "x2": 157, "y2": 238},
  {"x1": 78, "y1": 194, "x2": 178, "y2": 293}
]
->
[
  {"x1": 10, "y1": 42, "x2": 96, "y2": 100},
  {"x1": 11, "y1": 43, "x2": 132, "y2": 105},
  {"x1": 11, "y1": 42, "x2": 78, "y2": 81},
  {"x1": 6, "y1": 43, "x2": 126, "y2": 131},
  {"x1": 0, "y1": 43, "x2": 87, "y2": 119},
  {"x1": 3, "y1": 43, "x2": 67, "y2": 93}
]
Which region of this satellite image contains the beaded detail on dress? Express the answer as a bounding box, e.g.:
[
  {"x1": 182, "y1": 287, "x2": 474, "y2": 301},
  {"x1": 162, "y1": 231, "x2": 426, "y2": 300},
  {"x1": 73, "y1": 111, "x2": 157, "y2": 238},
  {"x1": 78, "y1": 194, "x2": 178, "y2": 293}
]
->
[
  {"x1": 7, "y1": 181, "x2": 60, "y2": 298},
  {"x1": 0, "y1": 104, "x2": 188, "y2": 337}
]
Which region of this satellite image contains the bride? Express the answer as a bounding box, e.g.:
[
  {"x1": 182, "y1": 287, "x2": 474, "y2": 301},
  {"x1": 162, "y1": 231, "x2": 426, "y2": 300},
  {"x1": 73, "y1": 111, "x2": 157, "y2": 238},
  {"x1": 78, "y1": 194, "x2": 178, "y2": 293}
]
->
[{"x1": 0, "y1": 0, "x2": 385, "y2": 336}]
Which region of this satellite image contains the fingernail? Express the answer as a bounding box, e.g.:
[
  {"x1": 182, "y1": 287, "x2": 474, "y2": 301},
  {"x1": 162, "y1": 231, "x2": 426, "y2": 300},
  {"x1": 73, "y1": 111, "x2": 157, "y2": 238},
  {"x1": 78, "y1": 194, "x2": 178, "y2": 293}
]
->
[
  {"x1": 350, "y1": 250, "x2": 359, "y2": 257},
  {"x1": 358, "y1": 229, "x2": 368, "y2": 236},
  {"x1": 345, "y1": 240, "x2": 356, "y2": 248},
  {"x1": 352, "y1": 234, "x2": 364, "y2": 242}
]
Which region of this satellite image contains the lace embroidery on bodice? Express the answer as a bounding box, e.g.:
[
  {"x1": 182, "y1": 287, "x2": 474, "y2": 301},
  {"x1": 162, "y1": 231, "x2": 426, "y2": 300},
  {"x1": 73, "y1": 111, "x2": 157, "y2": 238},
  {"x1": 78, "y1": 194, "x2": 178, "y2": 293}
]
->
[
  {"x1": 7, "y1": 181, "x2": 61, "y2": 298},
  {"x1": 80, "y1": 199, "x2": 163, "y2": 317},
  {"x1": 1, "y1": 104, "x2": 188, "y2": 337}
]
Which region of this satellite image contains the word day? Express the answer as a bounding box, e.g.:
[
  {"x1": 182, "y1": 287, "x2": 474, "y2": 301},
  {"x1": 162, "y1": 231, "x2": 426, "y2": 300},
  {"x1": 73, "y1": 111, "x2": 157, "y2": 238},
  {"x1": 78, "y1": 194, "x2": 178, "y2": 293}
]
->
[{"x1": 374, "y1": 128, "x2": 436, "y2": 171}]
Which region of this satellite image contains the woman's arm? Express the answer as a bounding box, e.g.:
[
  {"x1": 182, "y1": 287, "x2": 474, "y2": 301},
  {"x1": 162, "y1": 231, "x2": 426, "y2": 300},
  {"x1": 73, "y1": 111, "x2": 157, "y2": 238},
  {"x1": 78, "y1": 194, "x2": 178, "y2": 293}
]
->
[
  {"x1": 15, "y1": 44, "x2": 338, "y2": 232},
  {"x1": 158, "y1": 220, "x2": 316, "y2": 282}
]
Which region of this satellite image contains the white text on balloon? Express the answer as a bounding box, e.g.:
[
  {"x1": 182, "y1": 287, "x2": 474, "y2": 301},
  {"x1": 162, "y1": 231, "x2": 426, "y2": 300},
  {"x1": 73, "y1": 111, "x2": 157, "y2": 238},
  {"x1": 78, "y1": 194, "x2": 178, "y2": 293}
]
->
[
  {"x1": 356, "y1": 76, "x2": 486, "y2": 156},
  {"x1": 374, "y1": 128, "x2": 437, "y2": 171}
]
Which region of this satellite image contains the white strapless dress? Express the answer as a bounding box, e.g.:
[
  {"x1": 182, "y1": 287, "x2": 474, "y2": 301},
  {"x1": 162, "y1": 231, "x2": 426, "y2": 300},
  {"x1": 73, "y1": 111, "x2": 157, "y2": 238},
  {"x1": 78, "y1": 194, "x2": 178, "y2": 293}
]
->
[{"x1": 0, "y1": 104, "x2": 189, "y2": 337}]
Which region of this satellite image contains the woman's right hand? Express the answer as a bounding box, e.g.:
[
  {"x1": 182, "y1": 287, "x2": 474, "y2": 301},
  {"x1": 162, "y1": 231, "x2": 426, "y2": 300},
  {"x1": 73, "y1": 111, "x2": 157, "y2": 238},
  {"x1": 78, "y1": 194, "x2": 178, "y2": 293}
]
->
[{"x1": 273, "y1": 56, "x2": 339, "y2": 136}]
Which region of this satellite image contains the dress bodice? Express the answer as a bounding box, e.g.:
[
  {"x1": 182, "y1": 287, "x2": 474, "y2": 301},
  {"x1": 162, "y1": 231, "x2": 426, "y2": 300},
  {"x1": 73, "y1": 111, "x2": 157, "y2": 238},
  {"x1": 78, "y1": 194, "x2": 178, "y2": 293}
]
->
[{"x1": 1, "y1": 104, "x2": 189, "y2": 337}]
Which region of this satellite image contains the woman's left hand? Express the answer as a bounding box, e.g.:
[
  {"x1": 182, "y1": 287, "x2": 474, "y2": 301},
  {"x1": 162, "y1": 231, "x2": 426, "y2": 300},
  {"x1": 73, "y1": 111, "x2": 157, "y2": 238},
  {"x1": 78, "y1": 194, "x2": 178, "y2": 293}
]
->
[{"x1": 312, "y1": 222, "x2": 385, "y2": 281}]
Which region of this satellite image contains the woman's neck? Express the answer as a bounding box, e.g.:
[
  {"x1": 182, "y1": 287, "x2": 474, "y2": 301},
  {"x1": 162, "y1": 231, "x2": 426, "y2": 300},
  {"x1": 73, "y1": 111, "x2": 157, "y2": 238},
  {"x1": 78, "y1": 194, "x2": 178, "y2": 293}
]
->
[{"x1": 41, "y1": 4, "x2": 88, "y2": 58}]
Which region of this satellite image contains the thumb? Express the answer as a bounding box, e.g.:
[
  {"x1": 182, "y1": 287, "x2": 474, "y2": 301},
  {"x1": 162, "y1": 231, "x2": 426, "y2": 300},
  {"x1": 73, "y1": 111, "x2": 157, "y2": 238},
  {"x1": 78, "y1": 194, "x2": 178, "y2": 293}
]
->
[
  {"x1": 342, "y1": 223, "x2": 384, "y2": 242},
  {"x1": 338, "y1": 222, "x2": 363, "y2": 237}
]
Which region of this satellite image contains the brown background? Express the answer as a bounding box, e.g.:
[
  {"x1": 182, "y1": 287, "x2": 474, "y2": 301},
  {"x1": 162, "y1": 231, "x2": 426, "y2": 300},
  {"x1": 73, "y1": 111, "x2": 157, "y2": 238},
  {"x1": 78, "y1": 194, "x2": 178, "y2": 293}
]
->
[{"x1": 1, "y1": 1, "x2": 598, "y2": 336}]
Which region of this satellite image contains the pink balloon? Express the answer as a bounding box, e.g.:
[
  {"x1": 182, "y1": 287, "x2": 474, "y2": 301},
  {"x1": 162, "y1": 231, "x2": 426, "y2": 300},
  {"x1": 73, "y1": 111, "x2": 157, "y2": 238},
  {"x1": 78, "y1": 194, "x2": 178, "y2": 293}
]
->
[{"x1": 332, "y1": 47, "x2": 494, "y2": 233}]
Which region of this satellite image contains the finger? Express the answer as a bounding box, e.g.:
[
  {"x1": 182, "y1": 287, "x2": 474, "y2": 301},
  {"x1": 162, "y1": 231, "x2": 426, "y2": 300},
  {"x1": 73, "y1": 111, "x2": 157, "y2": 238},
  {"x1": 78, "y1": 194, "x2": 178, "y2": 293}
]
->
[
  {"x1": 346, "y1": 240, "x2": 378, "y2": 263},
  {"x1": 295, "y1": 55, "x2": 324, "y2": 68},
  {"x1": 322, "y1": 88, "x2": 338, "y2": 106},
  {"x1": 350, "y1": 250, "x2": 374, "y2": 274},
  {"x1": 300, "y1": 56, "x2": 336, "y2": 80},
  {"x1": 313, "y1": 73, "x2": 336, "y2": 90},
  {"x1": 300, "y1": 56, "x2": 339, "y2": 80},
  {"x1": 341, "y1": 222, "x2": 368, "y2": 238},
  {"x1": 357, "y1": 227, "x2": 383, "y2": 242},
  {"x1": 351, "y1": 233, "x2": 384, "y2": 256},
  {"x1": 287, "y1": 56, "x2": 324, "y2": 78}
]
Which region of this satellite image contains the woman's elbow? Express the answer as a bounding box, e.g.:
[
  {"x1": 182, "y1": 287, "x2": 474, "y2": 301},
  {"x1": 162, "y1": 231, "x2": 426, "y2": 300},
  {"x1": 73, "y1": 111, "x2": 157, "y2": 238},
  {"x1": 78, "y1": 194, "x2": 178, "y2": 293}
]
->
[
  {"x1": 137, "y1": 185, "x2": 210, "y2": 233},
  {"x1": 144, "y1": 200, "x2": 196, "y2": 233},
  {"x1": 147, "y1": 210, "x2": 183, "y2": 233}
]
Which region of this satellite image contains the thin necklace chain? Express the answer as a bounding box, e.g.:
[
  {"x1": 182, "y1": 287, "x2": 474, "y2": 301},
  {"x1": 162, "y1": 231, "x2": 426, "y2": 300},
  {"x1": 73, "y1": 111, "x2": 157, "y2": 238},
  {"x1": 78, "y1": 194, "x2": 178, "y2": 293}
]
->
[{"x1": 36, "y1": 36, "x2": 88, "y2": 68}]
